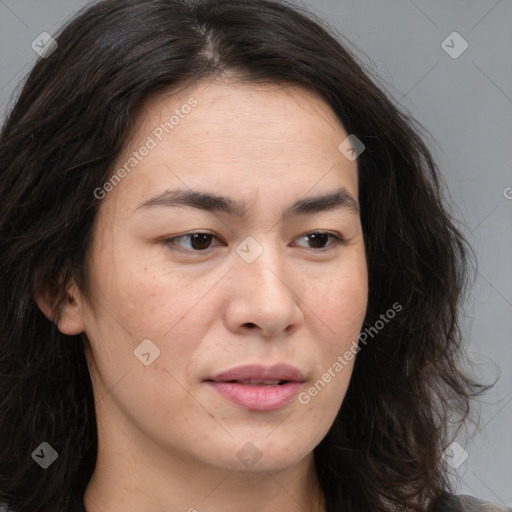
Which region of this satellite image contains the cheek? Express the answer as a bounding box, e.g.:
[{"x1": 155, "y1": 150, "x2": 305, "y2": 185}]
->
[
  {"x1": 297, "y1": 271, "x2": 367, "y2": 437},
  {"x1": 307, "y1": 254, "x2": 368, "y2": 342},
  {"x1": 301, "y1": 252, "x2": 367, "y2": 411},
  {"x1": 120, "y1": 271, "x2": 221, "y2": 344},
  {"x1": 89, "y1": 250, "x2": 212, "y2": 342}
]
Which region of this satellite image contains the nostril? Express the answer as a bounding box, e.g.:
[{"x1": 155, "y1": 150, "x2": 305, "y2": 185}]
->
[{"x1": 245, "y1": 323, "x2": 257, "y2": 328}]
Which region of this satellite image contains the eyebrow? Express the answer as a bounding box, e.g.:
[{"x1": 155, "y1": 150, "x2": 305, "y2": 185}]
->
[{"x1": 135, "y1": 187, "x2": 359, "y2": 219}]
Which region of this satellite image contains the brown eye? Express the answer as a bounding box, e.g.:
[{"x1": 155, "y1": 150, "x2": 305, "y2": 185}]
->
[
  {"x1": 294, "y1": 231, "x2": 344, "y2": 250},
  {"x1": 306, "y1": 232, "x2": 330, "y2": 249},
  {"x1": 188, "y1": 233, "x2": 214, "y2": 250},
  {"x1": 165, "y1": 233, "x2": 220, "y2": 252}
]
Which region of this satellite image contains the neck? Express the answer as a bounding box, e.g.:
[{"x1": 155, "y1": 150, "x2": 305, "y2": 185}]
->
[
  {"x1": 85, "y1": 453, "x2": 325, "y2": 512},
  {"x1": 83, "y1": 407, "x2": 325, "y2": 512}
]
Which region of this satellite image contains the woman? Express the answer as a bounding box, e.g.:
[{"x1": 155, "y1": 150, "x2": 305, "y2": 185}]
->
[{"x1": 0, "y1": 1, "x2": 508, "y2": 511}]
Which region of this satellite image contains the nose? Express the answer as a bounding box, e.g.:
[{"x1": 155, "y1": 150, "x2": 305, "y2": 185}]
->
[{"x1": 224, "y1": 242, "x2": 304, "y2": 338}]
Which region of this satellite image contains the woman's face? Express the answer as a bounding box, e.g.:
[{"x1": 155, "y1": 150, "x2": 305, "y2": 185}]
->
[{"x1": 66, "y1": 80, "x2": 368, "y2": 474}]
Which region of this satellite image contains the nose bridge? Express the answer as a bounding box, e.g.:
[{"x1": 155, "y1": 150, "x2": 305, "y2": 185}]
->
[
  {"x1": 236, "y1": 235, "x2": 289, "y2": 297},
  {"x1": 231, "y1": 235, "x2": 301, "y2": 335}
]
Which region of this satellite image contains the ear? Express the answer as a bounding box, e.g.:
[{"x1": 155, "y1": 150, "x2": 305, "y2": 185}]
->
[{"x1": 36, "y1": 279, "x2": 86, "y2": 335}]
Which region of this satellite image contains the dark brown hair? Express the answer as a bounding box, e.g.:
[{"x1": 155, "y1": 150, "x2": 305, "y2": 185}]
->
[{"x1": 0, "y1": 1, "x2": 490, "y2": 511}]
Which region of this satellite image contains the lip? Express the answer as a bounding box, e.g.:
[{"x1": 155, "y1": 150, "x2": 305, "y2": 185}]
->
[
  {"x1": 204, "y1": 364, "x2": 305, "y2": 412},
  {"x1": 206, "y1": 364, "x2": 305, "y2": 383}
]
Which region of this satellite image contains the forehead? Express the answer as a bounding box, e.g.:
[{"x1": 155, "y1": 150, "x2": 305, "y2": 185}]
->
[{"x1": 101, "y1": 79, "x2": 358, "y2": 216}]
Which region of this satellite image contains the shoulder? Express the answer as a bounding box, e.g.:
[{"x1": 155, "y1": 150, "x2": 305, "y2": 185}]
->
[{"x1": 432, "y1": 493, "x2": 511, "y2": 512}]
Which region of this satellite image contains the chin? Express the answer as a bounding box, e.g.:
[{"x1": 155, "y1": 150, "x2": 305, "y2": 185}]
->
[{"x1": 204, "y1": 435, "x2": 316, "y2": 474}]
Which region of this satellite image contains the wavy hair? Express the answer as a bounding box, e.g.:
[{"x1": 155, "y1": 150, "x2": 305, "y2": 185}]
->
[{"x1": 0, "y1": 1, "x2": 490, "y2": 511}]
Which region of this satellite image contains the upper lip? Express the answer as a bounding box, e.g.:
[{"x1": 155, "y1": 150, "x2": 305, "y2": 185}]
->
[{"x1": 205, "y1": 364, "x2": 306, "y2": 383}]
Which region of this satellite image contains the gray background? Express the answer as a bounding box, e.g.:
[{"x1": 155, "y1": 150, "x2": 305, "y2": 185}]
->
[{"x1": 1, "y1": 0, "x2": 510, "y2": 507}]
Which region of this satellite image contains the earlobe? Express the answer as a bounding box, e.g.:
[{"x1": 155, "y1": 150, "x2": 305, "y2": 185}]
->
[{"x1": 36, "y1": 281, "x2": 86, "y2": 336}]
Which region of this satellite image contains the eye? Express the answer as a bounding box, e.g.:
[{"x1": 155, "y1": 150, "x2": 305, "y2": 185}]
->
[
  {"x1": 164, "y1": 232, "x2": 222, "y2": 252},
  {"x1": 163, "y1": 230, "x2": 346, "y2": 254},
  {"x1": 293, "y1": 231, "x2": 346, "y2": 250}
]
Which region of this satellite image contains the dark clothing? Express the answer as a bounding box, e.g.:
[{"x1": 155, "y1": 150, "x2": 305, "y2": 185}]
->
[
  {"x1": 2, "y1": 493, "x2": 511, "y2": 511},
  {"x1": 68, "y1": 492, "x2": 512, "y2": 511}
]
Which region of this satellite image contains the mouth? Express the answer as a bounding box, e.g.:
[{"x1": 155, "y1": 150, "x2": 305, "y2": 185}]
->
[
  {"x1": 205, "y1": 363, "x2": 305, "y2": 384},
  {"x1": 204, "y1": 364, "x2": 305, "y2": 411},
  {"x1": 207, "y1": 378, "x2": 290, "y2": 385}
]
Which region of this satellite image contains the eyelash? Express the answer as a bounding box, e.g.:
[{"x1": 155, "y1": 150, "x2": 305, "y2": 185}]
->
[{"x1": 162, "y1": 231, "x2": 347, "y2": 254}]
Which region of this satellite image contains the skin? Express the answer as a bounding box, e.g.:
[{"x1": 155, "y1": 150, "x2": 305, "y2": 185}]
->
[{"x1": 39, "y1": 79, "x2": 368, "y2": 512}]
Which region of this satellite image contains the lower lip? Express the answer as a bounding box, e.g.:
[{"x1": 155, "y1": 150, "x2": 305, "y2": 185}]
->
[{"x1": 206, "y1": 381, "x2": 303, "y2": 411}]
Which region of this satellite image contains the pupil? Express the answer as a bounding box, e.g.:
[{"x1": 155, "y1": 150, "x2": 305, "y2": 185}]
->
[
  {"x1": 191, "y1": 233, "x2": 212, "y2": 250},
  {"x1": 309, "y1": 232, "x2": 328, "y2": 248}
]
